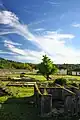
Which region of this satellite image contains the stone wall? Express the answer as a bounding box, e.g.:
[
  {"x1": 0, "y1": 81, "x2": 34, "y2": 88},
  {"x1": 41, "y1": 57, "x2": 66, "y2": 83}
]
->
[
  {"x1": 34, "y1": 83, "x2": 80, "y2": 117},
  {"x1": 34, "y1": 85, "x2": 76, "y2": 101},
  {"x1": 0, "y1": 69, "x2": 29, "y2": 76},
  {"x1": 39, "y1": 88, "x2": 63, "y2": 100},
  {"x1": 40, "y1": 95, "x2": 52, "y2": 117}
]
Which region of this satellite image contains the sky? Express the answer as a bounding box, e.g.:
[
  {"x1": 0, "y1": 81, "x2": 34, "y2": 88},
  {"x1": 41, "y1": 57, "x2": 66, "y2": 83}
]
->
[{"x1": 0, "y1": 0, "x2": 80, "y2": 64}]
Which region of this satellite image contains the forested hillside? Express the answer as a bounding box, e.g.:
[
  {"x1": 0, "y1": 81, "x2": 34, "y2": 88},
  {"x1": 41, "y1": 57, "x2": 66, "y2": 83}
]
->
[
  {"x1": 57, "y1": 64, "x2": 80, "y2": 72},
  {"x1": 0, "y1": 57, "x2": 80, "y2": 71},
  {"x1": 0, "y1": 57, "x2": 36, "y2": 70}
]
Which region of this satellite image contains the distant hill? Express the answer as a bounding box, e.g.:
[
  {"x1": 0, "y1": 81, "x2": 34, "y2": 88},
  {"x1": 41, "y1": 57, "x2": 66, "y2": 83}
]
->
[
  {"x1": 0, "y1": 57, "x2": 80, "y2": 71},
  {"x1": 0, "y1": 57, "x2": 36, "y2": 70},
  {"x1": 56, "y1": 64, "x2": 80, "y2": 72}
]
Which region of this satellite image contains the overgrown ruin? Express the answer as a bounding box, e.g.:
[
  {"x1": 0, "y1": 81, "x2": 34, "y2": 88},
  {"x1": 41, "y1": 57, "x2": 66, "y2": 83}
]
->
[{"x1": 34, "y1": 82, "x2": 80, "y2": 118}]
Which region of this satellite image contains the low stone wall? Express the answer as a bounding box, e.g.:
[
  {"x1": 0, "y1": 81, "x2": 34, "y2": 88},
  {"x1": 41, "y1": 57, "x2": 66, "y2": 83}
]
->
[
  {"x1": 34, "y1": 84, "x2": 52, "y2": 116},
  {"x1": 0, "y1": 69, "x2": 29, "y2": 76},
  {"x1": 39, "y1": 88, "x2": 63, "y2": 100},
  {"x1": 70, "y1": 86, "x2": 80, "y2": 96},
  {"x1": 40, "y1": 95, "x2": 52, "y2": 117},
  {"x1": 34, "y1": 83, "x2": 80, "y2": 117}
]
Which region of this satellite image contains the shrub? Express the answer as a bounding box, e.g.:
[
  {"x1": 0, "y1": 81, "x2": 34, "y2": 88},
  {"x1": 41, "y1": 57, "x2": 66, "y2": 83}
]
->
[
  {"x1": 7, "y1": 77, "x2": 12, "y2": 80},
  {"x1": 71, "y1": 83, "x2": 78, "y2": 87},
  {"x1": 20, "y1": 73, "x2": 25, "y2": 77},
  {"x1": 54, "y1": 78, "x2": 67, "y2": 86},
  {"x1": 48, "y1": 82, "x2": 55, "y2": 87}
]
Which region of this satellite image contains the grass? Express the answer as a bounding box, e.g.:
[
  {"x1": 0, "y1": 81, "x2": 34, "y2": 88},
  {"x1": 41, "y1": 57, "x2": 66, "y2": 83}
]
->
[
  {"x1": 0, "y1": 96, "x2": 9, "y2": 103},
  {"x1": 51, "y1": 74, "x2": 80, "y2": 79},
  {"x1": 2, "y1": 71, "x2": 80, "y2": 82},
  {"x1": 25, "y1": 74, "x2": 46, "y2": 81},
  {"x1": 0, "y1": 86, "x2": 34, "y2": 103},
  {"x1": 0, "y1": 98, "x2": 40, "y2": 120},
  {"x1": 0, "y1": 84, "x2": 38, "y2": 120},
  {"x1": 0, "y1": 73, "x2": 80, "y2": 120},
  {"x1": 8, "y1": 86, "x2": 34, "y2": 97}
]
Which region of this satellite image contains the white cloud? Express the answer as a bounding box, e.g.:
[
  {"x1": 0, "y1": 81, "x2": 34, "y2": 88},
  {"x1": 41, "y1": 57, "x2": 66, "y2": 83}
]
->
[
  {"x1": 4, "y1": 42, "x2": 45, "y2": 63},
  {"x1": 0, "y1": 50, "x2": 15, "y2": 55},
  {"x1": 47, "y1": 1, "x2": 60, "y2": 6},
  {"x1": 4, "y1": 40, "x2": 22, "y2": 46},
  {"x1": 6, "y1": 44, "x2": 45, "y2": 59},
  {"x1": 0, "y1": 11, "x2": 19, "y2": 25},
  {"x1": 1, "y1": 10, "x2": 80, "y2": 64},
  {"x1": 0, "y1": 31, "x2": 15, "y2": 35},
  {"x1": 44, "y1": 31, "x2": 74, "y2": 39},
  {"x1": 34, "y1": 32, "x2": 79, "y2": 64},
  {"x1": 28, "y1": 20, "x2": 45, "y2": 26},
  {"x1": 0, "y1": 11, "x2": 35, "y2": 41},
  {"x1": 72, "y1": 23, "x2": 80, "y2": 28},
  {"x1": 14, "y1": 55, "x2": 42, "y2": 63},
  {"x1": 34, "y1": 28, "x2": 45, "y2": 31}
]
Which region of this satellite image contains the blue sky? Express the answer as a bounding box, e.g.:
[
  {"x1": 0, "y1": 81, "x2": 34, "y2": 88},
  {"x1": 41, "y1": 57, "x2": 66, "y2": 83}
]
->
[{"x1": 0, "y1": 0, "x2": 80, "y2": 63}]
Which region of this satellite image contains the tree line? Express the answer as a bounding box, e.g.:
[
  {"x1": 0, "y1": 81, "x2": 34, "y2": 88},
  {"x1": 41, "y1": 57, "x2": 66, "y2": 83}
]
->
[
  {"x1": 0, "y1": 57, "x2": 36, "y2": 71},
  {"x1": 0, "y1": 57, "x2": 80, "y2": 72}
]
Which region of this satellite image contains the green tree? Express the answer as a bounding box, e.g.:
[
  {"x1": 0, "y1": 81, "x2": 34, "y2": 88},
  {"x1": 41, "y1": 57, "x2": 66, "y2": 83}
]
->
[{"x1": 37, "y1": 55, "x2": 58, "y2": 80}]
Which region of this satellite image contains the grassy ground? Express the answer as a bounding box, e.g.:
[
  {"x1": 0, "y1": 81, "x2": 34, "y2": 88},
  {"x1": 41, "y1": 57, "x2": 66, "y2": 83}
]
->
[
  {"x1": 0, "y1": 96, "x2": 42, "y2": 120},
  {"x1": 2, "y1": 71, "x2": 80, "y2": 82},
  {"x1": 0, "y1": 86, "x2": 34, "y2": 103},
  {"x1": 0, "y1": 85, "x2": 39, "y2": 120},
  {"x1": 23, "y1": 73, "x2": 80, "y2": 81},
  {"x1": 9, "y1": 86, "x2": 34, "y2": 97},
  {"x1": 0, "y1": 73, "x2": 80, "y2": 120}
]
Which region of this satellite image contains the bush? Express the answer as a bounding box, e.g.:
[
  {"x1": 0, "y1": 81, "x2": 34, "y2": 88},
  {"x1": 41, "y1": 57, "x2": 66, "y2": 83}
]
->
[
  {"x1": 7, "y1": 77, "x2": 12, "y2": 80},
  {"x1": 37, "y1": 71, "x2": 41, "y2": 75},
  {"x1": 20, "y1": 73, "x2": 25, "y2": 77},
  {"x1": 54, "y1": 78, "x2": 67, "y2": 86},
  {"x1": 48, "y1": 82, "x2": 55, "y2": 87},
  {"x1": 71, "y1": 83, "x2": 78, "y2": 87}
]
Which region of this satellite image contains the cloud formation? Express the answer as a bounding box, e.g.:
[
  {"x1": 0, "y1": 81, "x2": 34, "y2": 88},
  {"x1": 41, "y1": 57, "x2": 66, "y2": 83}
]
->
[
  {"x1": 34, "y1": 28, "x2": 45, "y2": 31},
  {"x1": 4, "y1": 40, "x2": 45, "y2": 63},
  {"x1": 46, "y1": 1, "x2": 60, "y2": 6},
  {"x1": 72, "y1": 23, "x2": 80, "y2": 28},
  {"x1": 0, "y1": 11, "x2": 35, "y2": 41},
  {"x1": 1, "y1": 10, "x2": 80, "y2": 64},
  {"x1": 4, "y1": 40, "x2": 22, "y2": 46},
  {"x1": 0, "y1": 50, "x2": 15, "y2": 55}
]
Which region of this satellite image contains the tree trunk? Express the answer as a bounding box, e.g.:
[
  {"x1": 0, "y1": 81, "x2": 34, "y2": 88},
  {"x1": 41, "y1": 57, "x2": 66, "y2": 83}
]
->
[{"x1": 46, "y1": 74, "x2": 49, "y2": 80}]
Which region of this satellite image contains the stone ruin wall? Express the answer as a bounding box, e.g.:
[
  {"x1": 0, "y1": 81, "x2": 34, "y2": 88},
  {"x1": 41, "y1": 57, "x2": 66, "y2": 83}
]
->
[
  {"x1": 0, "y1": 69, "x2": 29, "y2": 76},
  {"x1": 34, "y1": 83, "x2": 80, "y2": 117}
]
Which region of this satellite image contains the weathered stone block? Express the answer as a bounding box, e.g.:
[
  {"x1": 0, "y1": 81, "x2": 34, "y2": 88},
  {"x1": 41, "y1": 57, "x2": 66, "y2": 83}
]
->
[{"x1": 40, "y1": 95, "x2": 52, "y2": 117}]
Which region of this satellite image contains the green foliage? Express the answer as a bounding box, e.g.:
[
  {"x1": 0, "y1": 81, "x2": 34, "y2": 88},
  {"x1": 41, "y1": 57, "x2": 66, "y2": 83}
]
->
[
  {"x1": 37, "y1": 55, "x2": 58, "y2": 80},
  {"x1": 70, "y1": 83, "x2": 78, "y2": 87},
  {"x1": 57, "y1": 63, "x2": 80, "y2": 74},
  {"x1": 7, "y1": 77, "x2": 12, "y2": 81},
  {"x1": 54, "y1": 78, "x2": 67, "y2": 85},
  {"x1": 0, "y1": 57, "x2": 33, "y2": 70},
  {"x1": 48, "y1": 82, "x2": 55, "y2": 87},
  {"x1": 20, "y1": 73, "x2": 25, "y2": 78}
]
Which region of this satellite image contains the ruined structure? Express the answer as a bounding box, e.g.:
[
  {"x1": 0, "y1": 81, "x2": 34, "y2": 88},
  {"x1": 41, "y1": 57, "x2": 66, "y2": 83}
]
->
[{"x1": 34, "y1": 83, "x2": 80, "y2": 118}]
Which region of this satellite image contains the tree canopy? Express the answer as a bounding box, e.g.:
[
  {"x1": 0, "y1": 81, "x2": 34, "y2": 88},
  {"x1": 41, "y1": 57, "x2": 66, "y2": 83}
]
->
[
  {"x1": 0, "y1": 57, "x2": 34, "y2": 71},
  {"x1": 37, "y1": 55, "x2": 58, "y2": 80}
]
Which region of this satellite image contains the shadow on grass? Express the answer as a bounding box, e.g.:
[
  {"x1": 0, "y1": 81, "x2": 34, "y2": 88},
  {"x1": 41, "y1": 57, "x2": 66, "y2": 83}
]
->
[
  {"x1": 0, "y1": 95, "x2": 79, "y2": 120},
  {"x1": 2, "y1": 78, "x2": 39, "y2": 82},
  {"x1": 26, "y1": 73, "x2": 39, "y2": 75},
  {"x1": 0, "y1": 95, "x2": 43, "y2": 120}
]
